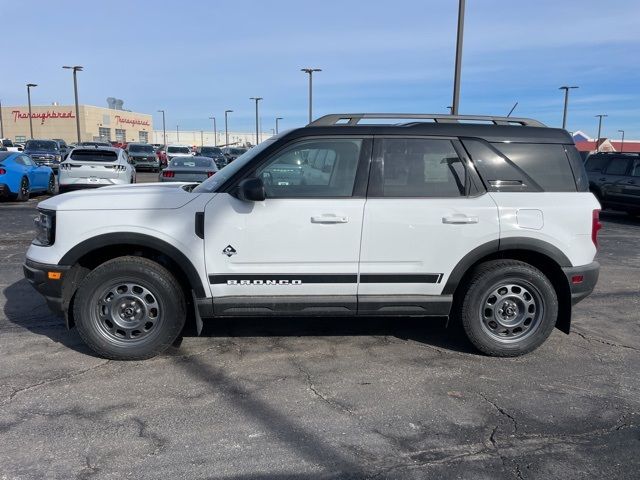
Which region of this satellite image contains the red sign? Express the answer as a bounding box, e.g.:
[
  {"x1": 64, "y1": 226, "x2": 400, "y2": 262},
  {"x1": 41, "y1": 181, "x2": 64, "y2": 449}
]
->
[
  {"x1": 115, "y1": 115, "x2": 150, "y2": 127},
  {"x1": 12, "y1": 110, "x2": 75, "y2": 125}
]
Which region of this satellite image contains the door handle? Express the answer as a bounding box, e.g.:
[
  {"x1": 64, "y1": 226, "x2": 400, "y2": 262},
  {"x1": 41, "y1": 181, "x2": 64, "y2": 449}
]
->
[
  {"x1": 442, "y1": 215, "x2": 479, "y2": 224},
  {"x1": 311, "y1": 214, "x2": 349, "y2": 224},
  {"x1": 626, "y1": 180, "x2": 635, "y2": 184}
]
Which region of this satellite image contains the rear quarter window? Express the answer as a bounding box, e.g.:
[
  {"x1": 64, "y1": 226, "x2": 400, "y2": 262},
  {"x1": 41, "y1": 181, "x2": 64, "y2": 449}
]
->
[{"x1": 491, "y1": 142, "x2": 577, "y2": 192}]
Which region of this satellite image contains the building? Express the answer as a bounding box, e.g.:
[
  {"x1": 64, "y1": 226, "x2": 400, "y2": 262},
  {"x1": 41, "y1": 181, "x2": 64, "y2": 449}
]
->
[
  {"x1": 151, "y1": 129, "x2": 273, "y2": 148},
  {"x1": 572, "y1": 130, "x2": 640, "y2": 153},
  {"x1": 0, "y1": 104, "x2": 153, "y2": 144}
]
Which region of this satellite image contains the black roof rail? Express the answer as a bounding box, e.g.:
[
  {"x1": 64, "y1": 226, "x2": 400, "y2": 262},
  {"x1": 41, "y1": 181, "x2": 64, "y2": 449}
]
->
[{"x1": 308, "y1": 113, "x2": 546, "y2": 128}]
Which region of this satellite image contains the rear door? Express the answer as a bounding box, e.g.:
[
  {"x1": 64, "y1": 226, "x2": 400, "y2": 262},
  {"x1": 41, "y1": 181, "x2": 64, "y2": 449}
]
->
[
  {"x1": 600, "y1": 156, "x2": 632, "y2": 205},
  {"x1": 358, "y1": 136, "x2": 499, "y2": 315},
  {"x1": 620, "y1": 158, "x2": 640, "y2": 209}
]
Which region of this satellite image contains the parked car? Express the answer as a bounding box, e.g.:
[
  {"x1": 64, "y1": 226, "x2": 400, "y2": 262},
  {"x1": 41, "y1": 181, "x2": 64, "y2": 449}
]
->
[
  {"x1": 52, "y1": 138, "x2": 70, "y2": 159},
  {"x1": 196, "y1": 146, "x2": 227, "y2": 168},
  {"x1": 1, "y1": 138, "x2": 22, "y2": 152},
  {"x1": 24, "y1": 113, "x2": 601, "y2": 360},
  {"x1": 165, "y1": 145, "x2": 193, "y2": 162},
  {"x1": 0, "y1": 151, "x2": 55, "y2": 201},
  {"x1": 58, "y1": 146, "x2": 135, "y2": 193},
  {"x1": 23, "y1": 139, "x2": 63, "y2": 171},
  {"x1": 585, "y1": 152, "x2": 640, "y2": 216},
  {"x1": 222, "y1": 147, "x2": 247, "y2": 163},
  {"x1": 126, "y1": 143, "x2": 161, "y2": 172},
  {"x1": 159, "y1": 156, "x2": 218, "y2": 183}
]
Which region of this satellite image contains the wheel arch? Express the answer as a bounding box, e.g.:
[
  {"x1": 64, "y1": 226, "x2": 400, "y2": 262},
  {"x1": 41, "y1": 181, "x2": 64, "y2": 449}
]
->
[
  {"x1": 444, "y1": 238, "x2": 572, "y2": 334},
  {"x1": 59, "y1": 233, "x2": 206, "y2": 328}
]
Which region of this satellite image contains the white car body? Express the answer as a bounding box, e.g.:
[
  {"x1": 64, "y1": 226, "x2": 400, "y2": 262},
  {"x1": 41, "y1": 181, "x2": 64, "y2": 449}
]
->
[
  {"x1": 58, "y1": 146, "x2": 135, "y2": 191},
  {"x1": 23, "y1": 113, "x2": 602, "y2": 359}
]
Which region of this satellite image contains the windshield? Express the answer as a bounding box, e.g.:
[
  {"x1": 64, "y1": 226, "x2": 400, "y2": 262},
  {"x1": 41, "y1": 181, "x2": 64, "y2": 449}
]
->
[
  {"x1": 230, "y1": 148, "x2": 246, "y2": 155},
  {"x1": 167, "y1": 146, "x2": 191, "y2": 154},
  {"x1": 193, "y1": 137, "x2": 278, "y2": 193},
  {"x1": 2, "y1": 139, "x2": 13, "y2": 147},
  {"x1": 25, "y1": 140, "x2": 58, "y2": 151},
  {"x1": 129, "y1": 144, "x2": 155, "y2": 153}
]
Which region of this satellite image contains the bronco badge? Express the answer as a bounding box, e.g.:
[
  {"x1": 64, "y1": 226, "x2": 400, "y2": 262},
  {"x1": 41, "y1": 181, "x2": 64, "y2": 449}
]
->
[{"x1": 222, "y1": 245, "x2": 237, "y2": 257}]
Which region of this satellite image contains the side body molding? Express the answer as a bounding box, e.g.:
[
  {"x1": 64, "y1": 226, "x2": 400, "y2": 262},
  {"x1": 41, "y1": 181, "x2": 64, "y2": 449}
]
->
[{"x1": 58, "y1": 232, "x2": 207, "y2": 298}]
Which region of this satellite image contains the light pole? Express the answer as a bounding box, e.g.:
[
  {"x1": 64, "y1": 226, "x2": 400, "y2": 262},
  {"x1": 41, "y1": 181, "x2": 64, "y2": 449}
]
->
[
  {"x1": 62, "y1": 65, "x2": 83, "y2": 142},
  {"x1": 200, "y1": 130, "x2": 204, "y2": 147},
  {"x1": 451, "y1": 0, "x2": 465, "y2": 115},
  {"x1": 301, "y1": 68, "x2": 321, "y2": 123},
  {"x1": 176, "y1": 124, "x2": 179, "y2": 143},
  {"x1": 224, "y1": 109, "x2": 233, "y2": 146},
  {"x1": 26, "y1": 83, "x2": 37, "y2": 139},
  {"x1": 249, "y1": 97, "x2": 262, "y2": 146},
  {"x1": 559, "y1": 86, "x2": 578, "y2": 130},
  {"x1": 209, "y1": 116, "x2": 217, "y2": 145},
  {"x1": 275, "y1": 116, "x2": 283, "y2": 134},
  {"x1": 595, "y1": 114, "x2": 607, "y2": 152},
  {"x1": 618, "y1": 129, "x2": 625, "y2": 153},
  {"x1": 157, "y1": 110, "x2": 166, "y2": 146}
]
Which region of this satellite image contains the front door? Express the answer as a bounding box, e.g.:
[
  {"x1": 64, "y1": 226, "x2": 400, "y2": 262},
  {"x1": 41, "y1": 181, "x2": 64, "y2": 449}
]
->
[
  {"x1": 203, "y1": 137, "x2": 370, "y2": 315},
  {"x1": 358, "y1": 136, "x2": 499, "y2": 315}
]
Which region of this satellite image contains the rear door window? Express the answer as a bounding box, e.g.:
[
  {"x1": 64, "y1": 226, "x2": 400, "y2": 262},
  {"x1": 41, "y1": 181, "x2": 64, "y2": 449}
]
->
[
  {"x1": 584, "y1": 155, "x2": 609, "y2": 172},
  {"x1": 371, "y1": 138, "x2": 467, "y2": 197},
  {"x1": 604, "y1": 158, "x2": 631, "y2": 175}
]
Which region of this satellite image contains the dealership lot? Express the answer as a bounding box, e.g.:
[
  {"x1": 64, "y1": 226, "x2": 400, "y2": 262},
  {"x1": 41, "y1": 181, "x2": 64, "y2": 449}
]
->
[{"x1": 1, "y1": 175, "x2": 639, "y2": 479}]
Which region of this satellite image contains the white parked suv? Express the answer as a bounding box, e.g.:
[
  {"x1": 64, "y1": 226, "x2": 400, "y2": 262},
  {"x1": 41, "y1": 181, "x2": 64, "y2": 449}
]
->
[
  {"x1": 24, "y1": 114, "x2": 601, "y2": 360},
  {"x1": 58, "y1": 146, "x2": 135, "y2": 193}
]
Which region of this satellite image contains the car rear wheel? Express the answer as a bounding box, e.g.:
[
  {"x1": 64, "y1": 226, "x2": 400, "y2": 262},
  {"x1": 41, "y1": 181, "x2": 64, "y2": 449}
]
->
[
  {"x1": 46, "y1": 174, "x2": 56, "y2": 195},
  {"x1": 456, "y1": 260, "x2": 558, "y2": 357},
  {"x1": 74, "y1": 256, "x2": 186, "y2": 360},
  {"x1": 15, "y1": 177, "x2": 30, "y2": 201}
]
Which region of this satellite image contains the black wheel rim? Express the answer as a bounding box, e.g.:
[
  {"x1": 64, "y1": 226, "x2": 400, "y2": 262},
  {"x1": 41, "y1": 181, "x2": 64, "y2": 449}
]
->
[
  {"x1": 479, "y1": 280, "x2": 544, "y2": 343},
  {"x1": 93, "y1": 281, "x2": 163, "y2": 344},
  {"x1": 21, "y1": 178, "x2": 29, "y2": 197}
]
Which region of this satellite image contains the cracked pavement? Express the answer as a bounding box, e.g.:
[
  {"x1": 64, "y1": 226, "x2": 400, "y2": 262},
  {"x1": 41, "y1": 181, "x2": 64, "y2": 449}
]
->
[{"x1": 1, "y1": 175, "x2": 639, "y2": 479}]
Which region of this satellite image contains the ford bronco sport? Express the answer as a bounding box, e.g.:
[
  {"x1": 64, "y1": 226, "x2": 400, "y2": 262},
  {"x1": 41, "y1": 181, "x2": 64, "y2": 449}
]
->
[{"x1": 24, "y1": 113, "x2": 601, "y2": 360}]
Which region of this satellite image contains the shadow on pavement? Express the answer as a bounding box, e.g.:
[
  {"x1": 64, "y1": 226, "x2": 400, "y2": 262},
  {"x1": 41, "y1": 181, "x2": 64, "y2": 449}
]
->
[
  {"x1": 600, "y1": 210, "x2": 640, "y2": 227},
  {"x1": 4, "y1": 278, "x2": 477, "y2": 357}
]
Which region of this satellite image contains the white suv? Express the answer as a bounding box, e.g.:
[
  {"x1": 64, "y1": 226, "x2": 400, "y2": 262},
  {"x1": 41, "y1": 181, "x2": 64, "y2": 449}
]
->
[
  {"x1": 58, "y1": 146, "x2": 135, "y2": 193},
  {"x1": 23, "y1": 114, "x2": 601, "y2": 360}
]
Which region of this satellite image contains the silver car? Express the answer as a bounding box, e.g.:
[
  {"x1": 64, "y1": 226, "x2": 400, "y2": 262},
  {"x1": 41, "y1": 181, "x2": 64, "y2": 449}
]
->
[{"x1": 159, "y1": 156, "x2": 218, "y2": 183}]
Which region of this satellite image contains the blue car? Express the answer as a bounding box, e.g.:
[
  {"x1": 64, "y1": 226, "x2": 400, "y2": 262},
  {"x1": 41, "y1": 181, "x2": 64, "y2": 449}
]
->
[{"x1": 0, "y1": 151, "x2": 55, "y2": 201}]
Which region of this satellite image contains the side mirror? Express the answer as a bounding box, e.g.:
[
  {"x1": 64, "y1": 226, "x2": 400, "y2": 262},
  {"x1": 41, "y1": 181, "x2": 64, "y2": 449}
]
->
[{"x1": 237, "y1": 177, "x2": 266, "y2": 202}]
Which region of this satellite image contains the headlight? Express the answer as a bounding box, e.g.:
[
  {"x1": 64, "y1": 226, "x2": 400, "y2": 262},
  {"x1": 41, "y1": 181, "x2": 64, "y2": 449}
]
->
[
  {"x1": 33, "y1": 210, "x2": 56, "y2": 246},
  {"x1": 55, "y1": 155, "x2": 61, "y2": 162}
]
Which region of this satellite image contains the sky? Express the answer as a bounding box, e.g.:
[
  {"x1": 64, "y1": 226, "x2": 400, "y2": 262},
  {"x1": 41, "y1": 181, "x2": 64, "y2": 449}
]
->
[{"x1": 1, "y1": 0, "x2": 639, "y2": 139}]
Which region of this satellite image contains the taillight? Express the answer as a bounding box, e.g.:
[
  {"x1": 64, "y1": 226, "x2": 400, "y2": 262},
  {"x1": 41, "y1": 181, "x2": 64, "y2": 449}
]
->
[
  {"x1": 162, "y1": 171, "x2": 175, "y2": 178},
  {"x1": 207, "y1": 171, "x2": 215, "y2": 177},
  {"x1": 592, "y1": 209, "x2": 602, "y2": 248},
  {"x1": 0, "y1": 167, "x2": 6, "y2": 175}
]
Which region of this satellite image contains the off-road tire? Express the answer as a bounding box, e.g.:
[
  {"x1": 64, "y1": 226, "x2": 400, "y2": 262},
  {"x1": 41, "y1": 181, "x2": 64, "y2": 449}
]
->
[{"x1": 74, "y1": 256, "x2": 186, "y2": 360}]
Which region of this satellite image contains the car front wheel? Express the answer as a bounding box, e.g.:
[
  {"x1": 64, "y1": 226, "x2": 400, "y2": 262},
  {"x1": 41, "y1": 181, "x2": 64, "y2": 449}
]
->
[
  {"x1": 73, "y1": 256, "x2": 186, "y2": 360},
  {"x1": 456, "y1": 260, "x2": 558, "y2": 357}
]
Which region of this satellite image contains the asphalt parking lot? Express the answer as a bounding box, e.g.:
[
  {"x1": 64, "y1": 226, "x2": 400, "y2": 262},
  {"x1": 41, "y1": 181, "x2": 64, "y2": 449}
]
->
[{"x1": 1, "y1": 173, "x2": 639, "y2": 479}]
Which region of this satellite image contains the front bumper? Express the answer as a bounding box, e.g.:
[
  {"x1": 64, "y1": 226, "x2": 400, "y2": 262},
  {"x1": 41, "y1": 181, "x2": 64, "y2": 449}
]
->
[
  {"x1": 562, "y1": 261, "x2": 600, "y2": 305},
  {"x1": 23, "y1": 259, "x2": 69, "y2": 314}
]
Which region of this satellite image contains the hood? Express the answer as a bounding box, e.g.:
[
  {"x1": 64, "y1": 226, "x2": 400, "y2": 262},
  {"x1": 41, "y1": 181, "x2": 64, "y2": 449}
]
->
[{"x1": 38, "y1": 182, "x2": 204, "y2": 211}]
